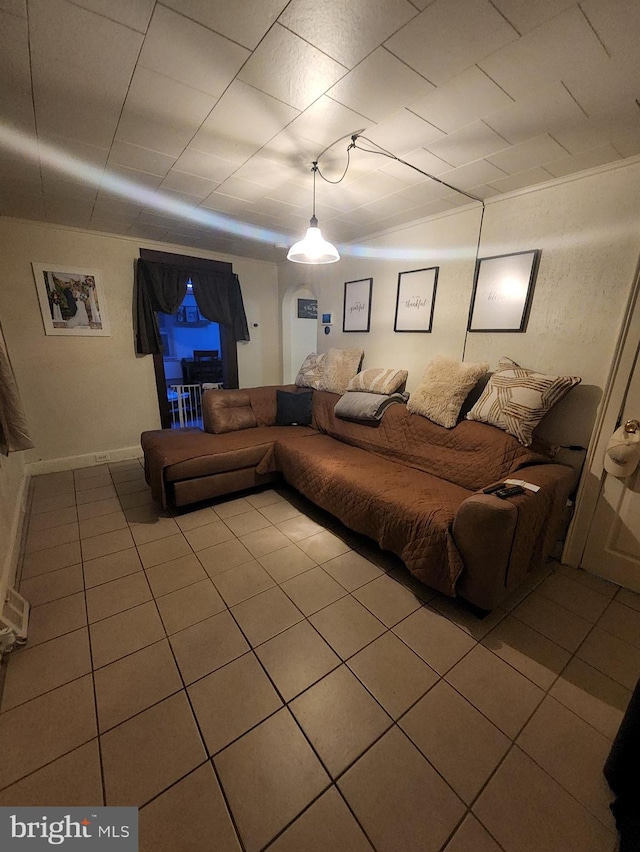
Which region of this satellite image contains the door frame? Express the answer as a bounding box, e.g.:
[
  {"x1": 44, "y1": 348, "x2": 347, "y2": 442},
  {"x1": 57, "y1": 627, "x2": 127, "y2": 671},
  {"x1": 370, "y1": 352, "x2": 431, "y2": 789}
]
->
[
  {"x1": 141, "y1": 249, "x2": 239, "y2": 429},
  {"x1": 564, "y1": 253, "x2": 640, "y2": 566}
]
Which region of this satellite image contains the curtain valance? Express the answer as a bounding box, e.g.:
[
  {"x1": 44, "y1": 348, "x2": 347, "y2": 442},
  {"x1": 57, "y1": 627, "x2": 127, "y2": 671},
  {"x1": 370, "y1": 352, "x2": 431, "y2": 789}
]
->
[{"x1": 134, "y1": 258, "x2": 250, "y2": 355}]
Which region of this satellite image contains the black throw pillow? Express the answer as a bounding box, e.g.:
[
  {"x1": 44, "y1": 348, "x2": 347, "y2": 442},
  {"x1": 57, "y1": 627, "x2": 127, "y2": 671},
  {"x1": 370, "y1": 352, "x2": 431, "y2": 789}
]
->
[{"x1": 276, "y1": 390, "x2": 313, "y2": 426}]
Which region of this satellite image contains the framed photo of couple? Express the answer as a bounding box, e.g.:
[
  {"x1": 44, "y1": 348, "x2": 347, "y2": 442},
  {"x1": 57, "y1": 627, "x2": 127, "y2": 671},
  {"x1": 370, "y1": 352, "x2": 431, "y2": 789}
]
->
[{"x1": 32, "y1": 263, "x2": 111, "y2": 337}]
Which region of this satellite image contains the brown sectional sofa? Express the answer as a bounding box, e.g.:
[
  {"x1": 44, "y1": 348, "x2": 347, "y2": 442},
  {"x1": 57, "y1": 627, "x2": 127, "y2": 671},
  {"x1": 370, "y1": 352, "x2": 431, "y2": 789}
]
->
[{"x1": 141, "y1": 384, "x2": 576, "y2": 611}]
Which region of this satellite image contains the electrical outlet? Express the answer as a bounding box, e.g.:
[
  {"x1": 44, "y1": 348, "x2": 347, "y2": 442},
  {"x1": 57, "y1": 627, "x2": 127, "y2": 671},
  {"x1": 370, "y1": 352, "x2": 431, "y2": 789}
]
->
[{"x1": 95, "y1": 452, "x2": 111, "y2": 462}]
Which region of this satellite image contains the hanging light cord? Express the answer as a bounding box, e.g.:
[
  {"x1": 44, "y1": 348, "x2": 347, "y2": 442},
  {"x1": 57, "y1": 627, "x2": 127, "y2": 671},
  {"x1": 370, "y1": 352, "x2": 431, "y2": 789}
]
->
[{"x1": 348, "y1": 134, "x2": 484, "y2": 203}]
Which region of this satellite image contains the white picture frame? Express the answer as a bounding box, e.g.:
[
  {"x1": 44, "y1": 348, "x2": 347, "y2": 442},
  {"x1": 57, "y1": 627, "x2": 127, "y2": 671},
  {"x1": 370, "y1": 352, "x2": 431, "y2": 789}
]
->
[{"x1": 32, "y1": 263, "x2": 111, "y2": 337}]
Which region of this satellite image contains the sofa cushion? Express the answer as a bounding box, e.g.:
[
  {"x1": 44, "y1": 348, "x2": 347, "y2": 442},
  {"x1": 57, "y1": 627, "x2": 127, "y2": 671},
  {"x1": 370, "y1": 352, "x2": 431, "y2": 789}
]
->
[
  {"x1": 347, "y1": 367, "x2": 407, "y2": 395},
  {"x1": 275, "y1": 434, "x2": 471, "y2": 595},
  {"x1": 321, "y1": 348, "x2": 364, "y2": 394},
  {"x1": 276, "y1": 389, "x2": 313, "y2": 426},
  {"x1": 204, "y1": 391, "x2": 257, "y2": 434},
  {"x1": 295, "y1": 352, "x2": 325, "y2": 389},
  {"x1": 466, "y1": 357, "x2": 581, "y2": 446},
  {"x1": 408, "y1": 357, "x2": 489, "y2": 428}
]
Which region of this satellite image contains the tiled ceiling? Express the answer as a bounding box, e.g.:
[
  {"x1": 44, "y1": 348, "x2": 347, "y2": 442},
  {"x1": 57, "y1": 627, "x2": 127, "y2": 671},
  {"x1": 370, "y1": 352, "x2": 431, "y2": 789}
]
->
[{"x1": 0, "y1": 0, "x2": 638, "y2": 262}]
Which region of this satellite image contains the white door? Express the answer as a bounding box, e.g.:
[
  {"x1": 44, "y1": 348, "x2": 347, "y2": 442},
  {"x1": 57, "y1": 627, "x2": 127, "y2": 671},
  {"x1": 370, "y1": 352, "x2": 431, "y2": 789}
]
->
[{"x1": 581, "y1": 348, "x2": 640, "y2": 591}]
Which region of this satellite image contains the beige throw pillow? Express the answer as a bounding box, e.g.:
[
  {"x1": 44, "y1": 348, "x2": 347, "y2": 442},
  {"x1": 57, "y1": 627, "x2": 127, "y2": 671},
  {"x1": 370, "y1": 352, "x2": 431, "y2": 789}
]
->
[
  {"x1": 295, "y1": 352, "x2": 326, "y2": 389},
  {"x1": 321, "y1": 348, "x2": 364, "y2": 394},
  {"x1": 408, "y1": 356, "x2": 489, "y2": 428},
  {"x1": 466, "y1": 357, "x2": 581, "y2": 445},
  {"x1": 347, "y1": 368, "x2": 408, "y2": 395}
]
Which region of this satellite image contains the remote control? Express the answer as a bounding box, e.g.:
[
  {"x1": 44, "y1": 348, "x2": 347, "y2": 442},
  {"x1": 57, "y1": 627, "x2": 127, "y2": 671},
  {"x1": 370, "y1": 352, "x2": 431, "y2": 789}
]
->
[
  {"x1": 483, "y1": 482, "x2": 507, "y2": 494},
  {"x1": 495, "y1": 485, "x2": 526, "y2": 499}
]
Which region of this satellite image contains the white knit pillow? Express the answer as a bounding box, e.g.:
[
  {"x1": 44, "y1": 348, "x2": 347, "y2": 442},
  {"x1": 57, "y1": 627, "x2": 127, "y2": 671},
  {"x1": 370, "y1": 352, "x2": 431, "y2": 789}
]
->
[
  {"x1": 295, "y1": 352, "x2": 325, "y2": 390},
  {"x1": 467, "y1": 357, "x2": 581, "y2": 445},
  {"x1": 347, "y1": 368, "x2": 407, "y2": 395},
  {"x1": 408, "y1": 356, "x2": 489, "y2": 428}
]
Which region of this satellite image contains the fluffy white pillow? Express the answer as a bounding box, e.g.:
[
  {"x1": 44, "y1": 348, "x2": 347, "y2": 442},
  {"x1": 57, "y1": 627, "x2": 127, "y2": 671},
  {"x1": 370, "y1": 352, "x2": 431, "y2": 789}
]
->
[
  {"x1": 321, "y1": 348, "x2": 364, "y2": 394},
  {"x1": 466, "y1": 357, "x2": 581, "y2": 445},
  {"x1": 408, "y1": 356, "x2": 489, "y2": 428}
]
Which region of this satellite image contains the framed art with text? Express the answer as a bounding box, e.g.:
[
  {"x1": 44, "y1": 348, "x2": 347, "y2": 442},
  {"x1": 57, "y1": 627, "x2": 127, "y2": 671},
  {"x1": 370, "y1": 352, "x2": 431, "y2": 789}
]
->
[
  {"x1": 468, "y1": 250, "x2": 541, "y2": 333},
  {"x1": 394, "y1": 266, "x2": 438, "y2": 332},
  {"x1": 343, "y1": 278, "x2": 372, "y2": 332}
]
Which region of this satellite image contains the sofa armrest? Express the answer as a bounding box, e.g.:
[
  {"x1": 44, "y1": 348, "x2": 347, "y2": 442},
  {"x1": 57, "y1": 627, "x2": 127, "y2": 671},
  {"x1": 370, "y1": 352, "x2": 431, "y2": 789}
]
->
[{"x1": 452, "y1": 463, "x2": 576, "y2": 610}]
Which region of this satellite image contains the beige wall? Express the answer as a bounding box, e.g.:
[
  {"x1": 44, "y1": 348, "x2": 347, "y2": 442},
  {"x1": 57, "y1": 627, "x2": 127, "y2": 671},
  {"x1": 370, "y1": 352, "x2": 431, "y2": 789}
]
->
[
  {"x1": 278, "y1": 161, "x2": 640, "y2": 449},
  {"x1": 0, "y1": 219, "x2": 282, "y2": 469}
]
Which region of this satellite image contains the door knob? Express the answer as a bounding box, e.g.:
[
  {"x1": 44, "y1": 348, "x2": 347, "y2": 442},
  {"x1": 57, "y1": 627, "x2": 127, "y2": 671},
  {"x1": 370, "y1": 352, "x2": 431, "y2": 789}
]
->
[{"x1": 624, "y1": 419, "x2": 639, "y2": 433}]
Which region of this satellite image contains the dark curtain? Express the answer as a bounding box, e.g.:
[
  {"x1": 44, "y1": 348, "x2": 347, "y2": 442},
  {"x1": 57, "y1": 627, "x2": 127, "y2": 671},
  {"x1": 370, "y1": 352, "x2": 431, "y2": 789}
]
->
[{"x1": 134, "y1": 258, "x2": 250, "y2": 355}]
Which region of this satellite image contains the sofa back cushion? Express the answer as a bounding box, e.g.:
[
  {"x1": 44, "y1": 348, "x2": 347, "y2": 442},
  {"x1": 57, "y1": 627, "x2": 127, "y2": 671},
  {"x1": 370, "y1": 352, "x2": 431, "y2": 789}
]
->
[
  {"x1": 311, "y1": 390, "x2": 550, "y2": 491},
  {"x1": 204, "y1": 390, "x2": 257, "y2": 434}
]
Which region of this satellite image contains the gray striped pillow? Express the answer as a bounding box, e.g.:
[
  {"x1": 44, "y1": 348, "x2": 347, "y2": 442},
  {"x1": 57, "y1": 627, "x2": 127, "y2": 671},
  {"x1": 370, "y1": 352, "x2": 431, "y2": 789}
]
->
[
  {"x1": 347, "y1": 368, "x2": 407, "y2": 395},
  {"x1": 466, "y1": 357, "x2": 581, "y2": 445}
]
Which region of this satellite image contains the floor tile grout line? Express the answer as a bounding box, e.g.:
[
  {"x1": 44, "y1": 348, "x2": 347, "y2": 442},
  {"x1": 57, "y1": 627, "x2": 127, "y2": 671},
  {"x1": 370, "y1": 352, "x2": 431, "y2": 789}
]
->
[{"x1": 141, "y1": 580, "x2": 249, "y2": 852}]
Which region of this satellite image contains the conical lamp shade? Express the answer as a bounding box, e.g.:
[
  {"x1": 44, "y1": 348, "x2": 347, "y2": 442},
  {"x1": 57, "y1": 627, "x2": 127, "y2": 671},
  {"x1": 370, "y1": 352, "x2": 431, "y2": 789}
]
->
[{"x1": 287, "y1": 217, "x2": 340, "y2": 264}]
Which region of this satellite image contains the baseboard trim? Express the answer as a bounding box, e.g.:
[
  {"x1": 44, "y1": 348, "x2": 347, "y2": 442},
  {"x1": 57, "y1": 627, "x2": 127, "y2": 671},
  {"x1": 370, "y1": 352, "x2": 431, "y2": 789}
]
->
[{"x1": 25, "y1": 445, "x2": 143, "y2": 477}]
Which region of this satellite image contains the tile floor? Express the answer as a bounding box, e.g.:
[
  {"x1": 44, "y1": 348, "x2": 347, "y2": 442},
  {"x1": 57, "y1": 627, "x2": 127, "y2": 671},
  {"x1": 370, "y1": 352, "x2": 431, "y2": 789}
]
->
[{"x1": 1, "y1": 459, "x2": 638, "y2": 851}]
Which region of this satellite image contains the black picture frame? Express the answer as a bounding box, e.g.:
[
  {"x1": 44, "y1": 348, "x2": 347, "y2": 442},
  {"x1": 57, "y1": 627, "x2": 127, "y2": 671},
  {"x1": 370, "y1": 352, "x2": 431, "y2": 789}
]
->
[
  {"x1": 394, "y1": 267, "x2": 438, "y2": 333},
  {"x1": 343, "y1": 278, "x2": 372, "y2": 333},
  {"x1": 467, "y1": 249, "x2": 541, "y2": 333},
  {"x1": 297, "y1": 298, "x2": 318, "y2": 319}
]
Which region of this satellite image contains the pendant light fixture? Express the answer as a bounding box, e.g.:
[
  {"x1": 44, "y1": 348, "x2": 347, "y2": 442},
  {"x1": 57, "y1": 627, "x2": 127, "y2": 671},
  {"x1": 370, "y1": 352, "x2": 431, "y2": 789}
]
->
[{"x1": 287, "y1": 162, "x2": 340, "y2": 264}]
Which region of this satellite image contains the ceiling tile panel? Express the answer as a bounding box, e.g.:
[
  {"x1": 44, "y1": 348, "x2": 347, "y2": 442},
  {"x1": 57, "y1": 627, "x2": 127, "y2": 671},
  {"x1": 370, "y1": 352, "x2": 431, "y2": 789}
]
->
[
  {"x1": 265, "y1": 182, "x2": 311, "y2": 207},
  {"x1": 487, "y1": 134, "x2": 569, "y2": 174},
  {"x1": 378, "y1": 148, "x2": 454, "y2": 184},
  {"x1": 580, "y1": 0, "x2": 640, "y2": 62},
  {"x1": 0, "y1": 149, "x2": 40, "y2": 184},
  {"x1": 552, "y1": 100, "x2": 640, "y2": 155},
  {"x1": 0, "y1": 197, "x2": 46, "y2": 220},
  {"x1": 438, "y1": 159, "x2": 508, "y2": 191},
  {"x1": 426, "y1": 121, "x2": 510, "y2": 167},
  {"x1": 138, "y1": 5, "x2": 250, "y2": 98},
  {"x1": 396, "y1": 179, "x2": 452, "y2": 205},
  {"x1": 122, "y1": 67, "x2": 217, "y2": 128},
  {"x1": 260, "y1": 131, "x2": 322, "y2": 170},
  {"x1": 487, "y1": 167, "x2": 555, "y2": 193},
  {"x1": 408, "y1": 66, "x2": 514, "y2": 134},
  {"x1": 328, "y1": 48, "x2": 434, "y2": 123},
  {"x1": 237, "y1": 24, "x2": 346, "y2": 111},
  {"x1": 544, "y1": 144, "x2": 623, "y2": 178},
  {"x1": 232, "y1": 157, "x2": 299, "y2": 190},
  {"x1": 200, "y1": 192, "x2": 253, "y2": 215},
  {"x1": 363, "y1": 110, "x2": 444, "y2": 157},
  {"x1": 107, "y1": 141, "x2": 176, "y2": 177},
  {"x1": 478, "y1": 7, "x2": 609, "y2": 100},
  {"x1": 214, "y1": 176, "x2": 270, "y2": 202},
  {"x1": 33, "y1": 87, "x2": 122, "y2": 149},
  {"x1": 359, "y1": 192, "x2": 421, "y2": 220},
  {"x1": 279, "y1": 0, "x2": 418, "y2": 68},
  {"x1": 0, "y1": 11, "x2": 35, "y2": 132},
  {"x1": 173, "y1": 149, "x2": 238, "y2": 182},
  {"x1": 0, "y1": 1, "x2": 26, "y2": 17},
  {"x1": 69, "y1": 0, "x2": 155, "y2": 33},
  {"x1": 287, "y1": 97, "x2": 370, "y2": 148},
  {"x1": 385, "y1": 0, "x2": 518, "y2": 85},
  {"x1": 159, "y1": 171, "x2": 220, "y2": 199},
  {"x1": 115, "y1": 114, "x2": 197, "y2": 158},
  {"x1": 29, "y1": 0, "x2": 142, "y2": 81},
  {"x1": 163, "y1": 0, "x2": 288, "y2": 50},
  {"x1": 489, "y1": 0, "x2": 575, "y2": 35},
  {"x1": 484, "y1": 83, "x2": 587, "y2": 146},
  {"x1": 563, "y1": 57, "x2": 640, "y2": 117},
  {"x1": 104, "y1": 165, "x2": 163, "y2": 192},
  {"x1": 323, "y1": 170, "x2": 407, "y2": 210},
  {"x1": 612, "y1": 134, "x2": 640, "y2": 159}
]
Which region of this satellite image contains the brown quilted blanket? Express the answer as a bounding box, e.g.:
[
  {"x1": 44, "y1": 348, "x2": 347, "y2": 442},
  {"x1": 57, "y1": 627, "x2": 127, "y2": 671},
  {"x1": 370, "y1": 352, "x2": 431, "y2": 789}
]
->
[
  {"x1": 276, "y1": 434, "x2": 472, "y2": 595},
  {"x1": 312, "y1": 390, "x2": 550, "y2": 490}
]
